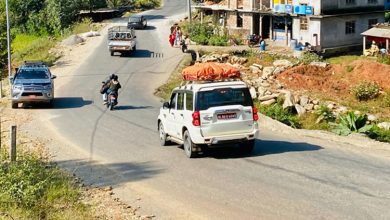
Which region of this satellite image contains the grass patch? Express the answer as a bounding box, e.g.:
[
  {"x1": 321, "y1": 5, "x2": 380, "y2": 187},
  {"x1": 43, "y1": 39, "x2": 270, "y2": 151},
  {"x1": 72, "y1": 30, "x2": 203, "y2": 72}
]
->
[
  {"x1": 12, "y1": 35, "x2": 58, "y2": 66},
  {"x1": 326, "y1": 55, "x2": 360, "y2": 65},
  {"x1": 70, "y1": 18, "x2": 100, "y2": 35},
  {"x1": 298, "y1": 113, "x2": 331, "y2": 130},
  {"x1": 154, "y1": 54, "x2": 193, "y2": 100},
  {"x1": 0, "y1": 149, "x2": 93, "y2": 219},
  {"x1": 255, "y1": 100, "x2": 301, "y2": 128}
]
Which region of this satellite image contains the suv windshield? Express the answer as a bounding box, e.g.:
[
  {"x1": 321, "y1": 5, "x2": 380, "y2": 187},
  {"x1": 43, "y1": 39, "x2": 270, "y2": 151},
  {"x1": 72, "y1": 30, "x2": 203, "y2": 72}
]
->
[
  {"x1": 15, "y1": 69, "x2": 49, "y2": 79},
  {"x1": 196, "y1": 88, "x2": 253, "y2": 111},
  {"x1": 129, "y1": 17, "x2": 141, "y2": 22}
]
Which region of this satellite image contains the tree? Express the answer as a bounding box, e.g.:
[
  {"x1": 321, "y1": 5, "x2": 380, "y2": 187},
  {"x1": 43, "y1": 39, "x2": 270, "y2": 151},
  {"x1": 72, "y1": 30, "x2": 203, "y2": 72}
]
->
[{"x1": 0, "y1": 1, "x2": 8, "y2": 70}]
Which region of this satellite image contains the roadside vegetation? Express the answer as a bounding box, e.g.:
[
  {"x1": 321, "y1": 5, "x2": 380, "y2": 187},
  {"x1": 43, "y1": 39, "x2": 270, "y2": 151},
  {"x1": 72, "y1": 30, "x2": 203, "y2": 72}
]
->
[{"x1": 0, "y1": 146, "x2": 93, "y2": 219}]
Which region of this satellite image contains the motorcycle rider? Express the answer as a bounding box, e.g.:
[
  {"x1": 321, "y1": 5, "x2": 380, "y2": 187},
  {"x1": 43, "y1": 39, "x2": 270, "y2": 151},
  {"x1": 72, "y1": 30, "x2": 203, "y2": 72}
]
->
[
  {"x1": 102, "y1": 73, "x2": 116, "y2": 104},
  {"x1": 105, "y1": 75, "x2": 122, "y2": 105}
]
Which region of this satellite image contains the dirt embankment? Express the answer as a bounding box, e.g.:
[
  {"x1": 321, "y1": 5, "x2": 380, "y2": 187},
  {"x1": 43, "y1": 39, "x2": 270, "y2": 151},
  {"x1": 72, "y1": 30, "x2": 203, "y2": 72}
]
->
[{"x1": 277, "y1": 59, "x2": 390, "y2": 99}]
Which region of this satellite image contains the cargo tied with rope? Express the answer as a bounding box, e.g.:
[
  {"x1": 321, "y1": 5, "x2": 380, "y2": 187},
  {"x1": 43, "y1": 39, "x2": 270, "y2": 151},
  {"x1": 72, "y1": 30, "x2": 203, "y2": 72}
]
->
[{"x1": 181, "y1": 62, "x2": 241, "y2": 81}]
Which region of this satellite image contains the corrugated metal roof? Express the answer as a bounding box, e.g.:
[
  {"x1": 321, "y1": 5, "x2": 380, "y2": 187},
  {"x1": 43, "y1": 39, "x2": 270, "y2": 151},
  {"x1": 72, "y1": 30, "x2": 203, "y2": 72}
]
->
[{"x1": 361, "y1": 27, "x2": 390, "y2": 38}]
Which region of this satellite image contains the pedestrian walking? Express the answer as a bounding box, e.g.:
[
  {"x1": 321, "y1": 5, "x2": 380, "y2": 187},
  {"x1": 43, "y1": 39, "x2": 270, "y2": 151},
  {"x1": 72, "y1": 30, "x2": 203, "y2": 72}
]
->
[
  {"x1": 175, "y1": 27, "x2": 182, "y2": 46},
  {"x1": 169, "y1": 33, "x2": 175, "y2": 47}
]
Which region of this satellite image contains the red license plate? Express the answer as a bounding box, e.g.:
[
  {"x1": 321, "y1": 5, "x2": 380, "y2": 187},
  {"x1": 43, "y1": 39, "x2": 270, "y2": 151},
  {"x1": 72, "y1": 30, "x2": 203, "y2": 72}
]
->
[
  {"x1": 217, "y1": 113, "x2": 237, "y2": 120},
  {"x1": 29, "y1": 95, "x2": 36, "y2": 99}
]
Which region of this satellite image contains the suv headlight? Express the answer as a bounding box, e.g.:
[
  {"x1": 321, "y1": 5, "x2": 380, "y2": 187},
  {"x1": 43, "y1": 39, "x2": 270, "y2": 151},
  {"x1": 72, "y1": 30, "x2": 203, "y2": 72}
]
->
[
  {"x1": 43, "y1": 85, "x2": 52, "y2": 90},
  {"x1": 12, "y1": 84, "x2": 23, "y2": 93}
]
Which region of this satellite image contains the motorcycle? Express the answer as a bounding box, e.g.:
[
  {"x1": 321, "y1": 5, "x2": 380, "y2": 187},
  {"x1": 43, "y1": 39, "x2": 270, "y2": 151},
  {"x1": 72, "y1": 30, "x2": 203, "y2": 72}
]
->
[
  {"x1": 106, "y1": 91, "x2": 118, "y2": 111},
  {"x1": 180, "y1": 39, "x2": 187, "y2": 53},
  {"x1": 247, "y1": 34, "x2": 260, "y2": 48}
]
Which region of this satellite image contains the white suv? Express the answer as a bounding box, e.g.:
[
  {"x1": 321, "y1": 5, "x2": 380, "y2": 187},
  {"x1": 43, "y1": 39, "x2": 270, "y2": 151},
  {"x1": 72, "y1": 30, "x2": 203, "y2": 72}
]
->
[{"x1": 157, "y1": 80, "x2": 259, "y2": 158}]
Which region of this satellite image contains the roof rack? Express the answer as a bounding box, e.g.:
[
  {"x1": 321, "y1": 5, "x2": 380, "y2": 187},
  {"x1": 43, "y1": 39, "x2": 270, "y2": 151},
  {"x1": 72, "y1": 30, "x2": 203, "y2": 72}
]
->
[
  {"x1": 23, "y1": 61, "x2": 47, "y2": 67},
  {"x1": 178, "y1": 78, "x2": 243, "y2": 90}
]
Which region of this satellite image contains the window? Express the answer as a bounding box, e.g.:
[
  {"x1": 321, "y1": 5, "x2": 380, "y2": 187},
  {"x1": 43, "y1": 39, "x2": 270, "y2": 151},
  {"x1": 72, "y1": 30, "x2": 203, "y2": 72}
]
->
[
  {"x1": 185, "y1": 93, "x2": 193, "y2": 111},
  {"x1": 237, "y1": 13, "x2": 243, "y2": 28},
  {"x1": 368, "y1": 19, "x2": 378, "y2": 28},
  {"x1": 170, "y1": 93, "x2": 177, "y2": 109},
  {"x1": 368, "y1": 0, "x2": 378, "y2": 3},
  {"x1": 346, "y1": 0, "x2": 356, "y2": 5},
  {"x1": 345, "y1": 21, "x2": 356, "y2": 34},
  {"x1": 177, "y1": 93, "x2": 184, "y2": 110},
  {"x1": 16, "y1": 70, "x2": 49, "y2": 79},
  {"x1": 300, "y1": 17, "x2": 308, "y2": 30},
  {"x1": 196, "y1": 88, "x2": 253, "y2": 111}
]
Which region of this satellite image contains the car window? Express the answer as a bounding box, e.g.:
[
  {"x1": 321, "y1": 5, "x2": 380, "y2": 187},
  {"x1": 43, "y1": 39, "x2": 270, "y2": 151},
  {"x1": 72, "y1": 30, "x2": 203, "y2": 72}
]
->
[
  {"x1": 185, "y1": 92, "x2": 193, "y2": 111},
  {"x1": 15, "y1": 69, "x2": 49, "y2": 79},
  {"x1": 177, "y1": 93, "x2": 184, "y2": 110},
  {"x1": 129, "y1": 17, "x2": 141, "y2": 22},
  {"x1": 170, "y1": 93, "x2": 177, "y2": 109},
  {"x1": 196, "y1": 88, "x2": 253, "y2": 111}
]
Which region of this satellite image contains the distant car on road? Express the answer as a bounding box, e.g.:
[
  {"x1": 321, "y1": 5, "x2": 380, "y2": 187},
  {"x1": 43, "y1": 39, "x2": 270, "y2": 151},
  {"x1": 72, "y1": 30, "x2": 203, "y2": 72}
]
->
[
  {"x1": 127, "y1": 15, "x2": 147, "y2": 29},
  {"x1": 10, "y1": 61, "x2": 56, "y2": 108},
  {"x1": 157, "y1": 80, "x2": 259, "y2": 158},
  {"x1": 108, "y1": 26, "x2": 137, "y2": 56}
]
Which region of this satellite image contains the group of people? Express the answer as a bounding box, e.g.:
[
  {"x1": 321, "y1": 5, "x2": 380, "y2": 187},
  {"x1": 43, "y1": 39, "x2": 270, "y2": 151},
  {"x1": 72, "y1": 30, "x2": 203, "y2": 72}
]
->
[{"x1": 169, "y1": 25, "x2": 182, "y2": 47}]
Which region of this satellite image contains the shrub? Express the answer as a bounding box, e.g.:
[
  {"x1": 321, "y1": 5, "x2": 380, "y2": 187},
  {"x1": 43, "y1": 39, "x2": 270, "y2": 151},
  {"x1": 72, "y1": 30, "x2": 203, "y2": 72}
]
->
[
  {"x1": 377, "y1": 54, "x2": 390, "y2": 65},
  {"x1": 351, "y1": 81, "x2": 380, "y2": 101},
  {"x1": 383, "y1": 92, "x2": 390, "y2": 107},
  {"x1": 315, "y1": 105, "x2": 336, "y2": 123},
  {"x1": 368, "y1": 125, "x2": 390, "y2": 143},
  {"x1": 298, "y1": 51, "x2": 323, "y2": 64},
  {"x1": 258, "y1": 102, "x2": 300, "y2": 128},
  {"x1": 330, "y1": 112, "x2": 372, "y2": 136},
  {"x1": 134, "y1": 0, "x2": 161, "y2": 9},
  {"x1": 208, "y1": 35, "x2": 228, "y2": 46},
  {"x1": 299, "y1": 113, "x2": 330, "y2": 130}
]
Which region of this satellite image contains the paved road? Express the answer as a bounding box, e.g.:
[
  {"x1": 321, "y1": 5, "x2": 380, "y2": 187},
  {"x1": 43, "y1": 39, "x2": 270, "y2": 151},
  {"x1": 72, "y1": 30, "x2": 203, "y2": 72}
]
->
[{"x1": 34, "y1": 1, "x2": 390, "y2": 219}]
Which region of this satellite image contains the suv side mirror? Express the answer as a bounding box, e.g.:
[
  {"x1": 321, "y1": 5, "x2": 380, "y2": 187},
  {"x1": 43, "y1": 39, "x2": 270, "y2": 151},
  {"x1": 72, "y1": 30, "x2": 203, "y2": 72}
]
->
[
  {"x1": 163, "y1": 102, "x2": 170, "y2": 109},
  {"x1": 51, "y1": 75, "x2": 57, "y2": 79}
]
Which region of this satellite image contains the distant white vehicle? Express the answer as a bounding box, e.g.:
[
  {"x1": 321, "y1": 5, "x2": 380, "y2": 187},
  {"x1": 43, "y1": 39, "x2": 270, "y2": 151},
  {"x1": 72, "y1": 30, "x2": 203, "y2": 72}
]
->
[
  {"x1": 157, "y1": 80, "x2": 259, "y2": 158},
  {"x1": 107, "y1": 26, "x2": 136, "y2": 56}
]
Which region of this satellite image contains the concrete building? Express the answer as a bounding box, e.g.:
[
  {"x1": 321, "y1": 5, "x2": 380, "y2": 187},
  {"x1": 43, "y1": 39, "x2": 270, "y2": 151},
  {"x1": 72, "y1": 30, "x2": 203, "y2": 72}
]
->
[{"x1": 193, "y1": 0, "x2": 388, "y2": 53}]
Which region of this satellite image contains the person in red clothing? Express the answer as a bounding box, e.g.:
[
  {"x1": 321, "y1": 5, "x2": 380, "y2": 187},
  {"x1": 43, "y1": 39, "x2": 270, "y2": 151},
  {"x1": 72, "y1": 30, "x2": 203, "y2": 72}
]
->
[{"x1": 169, "y1": 33, "x2": 175, "y2": 47}]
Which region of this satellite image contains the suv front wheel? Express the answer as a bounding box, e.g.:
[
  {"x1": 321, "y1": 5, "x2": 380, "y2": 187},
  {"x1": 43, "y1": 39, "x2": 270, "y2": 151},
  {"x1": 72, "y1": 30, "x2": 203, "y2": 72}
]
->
[
  {"x1": 11, "y1": 102, "x2": 18, "y2": 109},
  {"x1": 183, "y1": 130, "x2": 200, "y2": 158}
]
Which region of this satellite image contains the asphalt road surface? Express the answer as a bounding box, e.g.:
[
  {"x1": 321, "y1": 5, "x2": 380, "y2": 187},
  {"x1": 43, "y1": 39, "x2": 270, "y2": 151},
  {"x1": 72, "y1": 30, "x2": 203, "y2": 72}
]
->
[{"x1": 35, "y1": 1, "x2": 390, "y2": 219}]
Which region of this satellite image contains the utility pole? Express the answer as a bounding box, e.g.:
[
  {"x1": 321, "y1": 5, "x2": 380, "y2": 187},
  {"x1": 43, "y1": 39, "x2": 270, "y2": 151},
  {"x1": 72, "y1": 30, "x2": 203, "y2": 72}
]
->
[
  {"x1": 188, "y1": 0, "x2": 192, "y2": 25},
  {"x1": 5, "y1": 0, "x2": 12, "y2": 98}
]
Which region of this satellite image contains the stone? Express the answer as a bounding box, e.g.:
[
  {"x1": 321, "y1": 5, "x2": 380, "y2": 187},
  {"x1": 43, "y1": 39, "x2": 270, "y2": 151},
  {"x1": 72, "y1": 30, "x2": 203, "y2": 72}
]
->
[
  {"x1": 260, "y1": 82, "x2": 271, "y2": 87},
  {"x1": 314, "y1": 104, "x2": 320, "y2": 110},
  {"x1": 312, "y1": 99, "x2": 320, "y2": 105},
  {"x1": 239, "y1": 57, "x2": 248, "y2": 65},
  {"x1": 249, "y1": 87, "x2": 257, "y2": 99},
  {"x1": 258, "y1": 94, "x2": 278, "y2": 102},
  {"x1": 310, "y1": 61, "x2": 328, "y2": 68},
  {"x1": 299, "y1": 95, "x2": 309, "y2": 106},
  {"x1": 354, "y1": 110, "x2": 361, "y2": 115},
  {"x1": 273, "y1": 67, "x2": 283, "y2": 75},
  {"x1": 273, "y1": 59, "x2": 293, "y2": 68},
  {"x1": 249, "y1": 65, "x2": 261, "y2": 74},
  {"x1": 295, "y1": 104, "x2": 306, "y2": 116},
  {"x1": 305, "y1": 104, "x2": 314, "y2": 111},
  {"x1": 261, "y1": 99, "x2": 276, "y2": 106},
  {"x1": 253, "y1": 63, "x2": 263, "y2": 70},
  {"x1": 262, "y1": 67, "x2": 275, "y2": 78},
  {"x1": 378, "y1": 122, "x2": 390, "y2": 130},
  {"x1": 265, "y1": 90, "x2": 272, "y2": 95},
  {"x1": 257, "y1": 87, "x2": 267, "y2": 97},
  {"x1": 368, "y1": 114, "x2": 377, "y2": 122},
  {"x1": 327, "y1": 103, "x2": 335, "y2": 110},
  {"x1": 337, "y1": 106, "x2": 348, "y2": 114},
  {"x1": 283, "y1": 91, "x2": 295, "y2": 109},
  {"x1": 221, "y1": 53, "x2": 230, "y2": 59},
  {"x1": 276, "y1": 83, "x2": 284, "y2": 89}
]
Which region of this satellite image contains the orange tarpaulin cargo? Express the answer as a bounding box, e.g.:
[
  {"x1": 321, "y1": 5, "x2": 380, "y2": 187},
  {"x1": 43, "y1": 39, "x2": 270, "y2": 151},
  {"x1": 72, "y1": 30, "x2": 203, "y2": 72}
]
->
[{"x1": 182, "y1": 62, "x2": 240, "y2": 81}]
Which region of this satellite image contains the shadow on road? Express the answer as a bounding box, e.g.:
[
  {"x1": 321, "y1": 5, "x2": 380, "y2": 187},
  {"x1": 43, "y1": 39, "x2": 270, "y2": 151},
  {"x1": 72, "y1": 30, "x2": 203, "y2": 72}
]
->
[
  {"x1": 114, "y1": 105, "x2": 153, "y2": 110},
  {"x1": 57, "y1": 159, "x2": 163, "y2": 187},
  {"x1": 120, "y1": 49, "x2": 163, "y2": 58},
  {"x1": 144, "y1": 15, "x2": 165, "y2": 21},
  {"x1": 53, "y1": 97, "x2": 93, "y2": 109},
  {"x1": 203, "y1": 139, "x2": 323, "y2": 159},
  {"x1": 135, "y1": 25, "x2": 156, "y2": 31}
]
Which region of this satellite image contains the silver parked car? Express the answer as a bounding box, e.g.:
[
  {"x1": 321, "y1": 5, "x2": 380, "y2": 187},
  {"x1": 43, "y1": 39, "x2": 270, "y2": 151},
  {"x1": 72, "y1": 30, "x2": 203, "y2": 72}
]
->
[{"x1": 10, "y1": 61, "x2": 56, "y2": 108}]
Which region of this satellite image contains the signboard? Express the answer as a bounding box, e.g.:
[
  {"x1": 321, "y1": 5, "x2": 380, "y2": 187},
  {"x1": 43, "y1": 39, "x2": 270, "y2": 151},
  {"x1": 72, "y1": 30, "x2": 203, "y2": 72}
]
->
[{"x1": 274, "y1": 4, "x2": 313, "y2": 15}]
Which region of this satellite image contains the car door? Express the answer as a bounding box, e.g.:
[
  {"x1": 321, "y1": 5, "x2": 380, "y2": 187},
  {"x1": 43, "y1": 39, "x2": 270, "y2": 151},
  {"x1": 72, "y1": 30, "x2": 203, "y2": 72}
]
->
[
  {"x1": 165, "y1": 92, "x2": 177, "y2": 137},
  {"x1": 174, "y1": 92, "x2": 185, "y2": 139}
]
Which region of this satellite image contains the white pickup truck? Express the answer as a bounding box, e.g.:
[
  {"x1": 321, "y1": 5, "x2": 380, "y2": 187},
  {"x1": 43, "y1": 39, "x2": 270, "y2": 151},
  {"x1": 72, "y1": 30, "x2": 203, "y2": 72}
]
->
[{"x1": 108, "y1": 26, "x2": 136, "y2": 56}]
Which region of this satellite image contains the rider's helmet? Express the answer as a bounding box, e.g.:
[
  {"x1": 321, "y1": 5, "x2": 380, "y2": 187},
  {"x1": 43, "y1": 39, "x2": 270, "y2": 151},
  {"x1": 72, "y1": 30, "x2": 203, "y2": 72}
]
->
[
  {"x1": 113, "y1": 75, "x2": 118, "y2": 81},
  {"x1": 110, "y1": 73, "x2": 116, "y2": 80}
]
